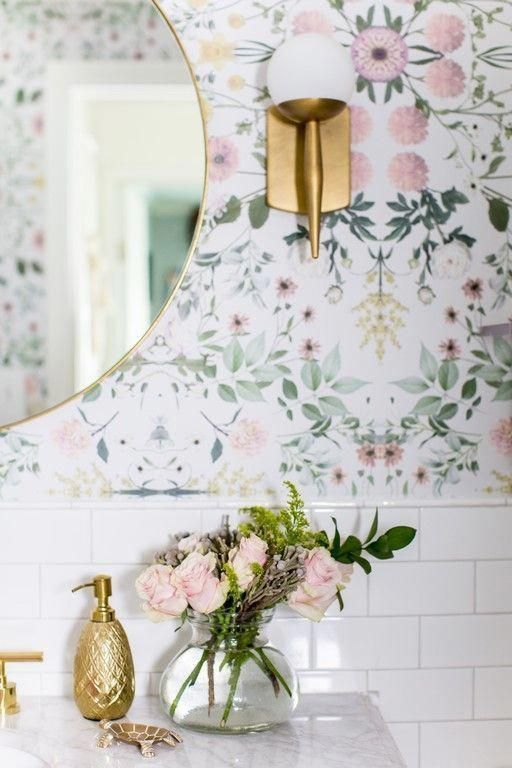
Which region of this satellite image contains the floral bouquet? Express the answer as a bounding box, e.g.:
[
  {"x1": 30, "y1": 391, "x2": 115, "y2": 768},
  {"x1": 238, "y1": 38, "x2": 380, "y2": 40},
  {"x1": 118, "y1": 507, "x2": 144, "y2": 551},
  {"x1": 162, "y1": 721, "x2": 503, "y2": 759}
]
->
[{"x1": 136, "y1": 483, "x2": 416, "y2": 733}]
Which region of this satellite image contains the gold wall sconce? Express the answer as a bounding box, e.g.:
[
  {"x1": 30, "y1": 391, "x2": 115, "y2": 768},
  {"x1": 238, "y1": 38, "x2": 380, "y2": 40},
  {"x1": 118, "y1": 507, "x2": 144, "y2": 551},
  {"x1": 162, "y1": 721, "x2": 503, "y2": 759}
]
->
[{"x1": 266, "y1": 33, "x2": 355, "y2": 259}]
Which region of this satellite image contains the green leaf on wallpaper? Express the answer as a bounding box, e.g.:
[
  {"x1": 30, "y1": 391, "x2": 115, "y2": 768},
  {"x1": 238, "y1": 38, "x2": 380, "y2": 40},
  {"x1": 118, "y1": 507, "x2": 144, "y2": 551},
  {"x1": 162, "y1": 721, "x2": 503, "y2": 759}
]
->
[
  {"x1": 216, "y1": 195, "x2": 241, "y2": 224},
  {"x1": 322, "y1": 345, "x2": 341, "y2": 383},
  {"x1": 318, "y1": 396, "x2": 347, "y2": 416},
  {"x1": 413, "y1": 395, "x2": 442, "y2": 415},
  {"x1": 331, "y1": 377, "x2": 368, "y2": 394},
  {"x1": 461, "y1": 378, "x2": 477, "y2": 399},
  {"x1": 82, "y1": 384, "x2": 102, "y2": 402},
  {"x1": 236, "y1": 380, "x2": 264, "y2": 401},
  {"x1": 488, "y1": 197, "x2": 509, "y2": 232},
  {"x1": 223, "y1": 338, "x2": 244, "y2": 373},
  {"x1": 282, "y1": 379, "x2": 298, "y2": 400},
  {"x1": 301, "y1": 361, "x2": 322, "y2": 391},
  {"x1": 438, "y1": 403, "x2": 458, "y2": 420},
  {"x1": 475, "y1": 364, "x2": 505, "y2": 383},
  {"x1": 302, "y1": 403, "x2": 323, "y2": 421},
  {"x1": 218, "y1": 384, "x2": 237, "y2": 403},
  {"x1": 252, "y1": 365, "x2": 283, "y2": 383},
  {"x1": 211, "y1": 437, "x2": 223, "y2": 463},
  {"x1": 392, "y1": 377, "x2": 430, "y2": 394},
  {"x1": 248, "y1": 195, "x2": 269, "y2": 229},
  {"x1": 438, "y1": 361, "x2": 459, "y2": 391},
  {"x1": 97, "y1": 438, "x2": 108, "y2": 463},
  {"x1": 245, "y1": 332, "x2": 266, "y2": 367},
  {"x1": 420, "y1": 344, "x2": 438, "y2": 382},
  {"x1": 493, "y1": 381, "x2": 512, "y2": 401},
  {"x1": 494, "y1": 337, "x2": 512, "y2": 368}
]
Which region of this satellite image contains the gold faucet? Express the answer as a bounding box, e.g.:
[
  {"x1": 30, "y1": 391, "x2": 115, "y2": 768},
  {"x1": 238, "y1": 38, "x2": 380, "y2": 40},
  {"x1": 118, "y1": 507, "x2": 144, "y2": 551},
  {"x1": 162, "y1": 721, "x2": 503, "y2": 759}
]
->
[{"x1": 0, "y1": 651, "x2": 43, "y2": 714}]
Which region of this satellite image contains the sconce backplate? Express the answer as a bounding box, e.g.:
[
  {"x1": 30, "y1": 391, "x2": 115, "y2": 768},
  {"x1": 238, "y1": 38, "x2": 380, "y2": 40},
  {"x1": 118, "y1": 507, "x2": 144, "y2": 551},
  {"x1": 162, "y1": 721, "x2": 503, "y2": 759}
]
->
[{"x1": 266, "y1": 106, "x2": 350, "y2": 214}]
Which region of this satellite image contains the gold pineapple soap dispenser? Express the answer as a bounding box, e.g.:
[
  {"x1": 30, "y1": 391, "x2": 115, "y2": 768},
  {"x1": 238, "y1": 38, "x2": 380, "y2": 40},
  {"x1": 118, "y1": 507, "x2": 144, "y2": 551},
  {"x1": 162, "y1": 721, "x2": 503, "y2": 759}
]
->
[{"x1": 72, "y1": 574, "x2": 135, "y2": 720}]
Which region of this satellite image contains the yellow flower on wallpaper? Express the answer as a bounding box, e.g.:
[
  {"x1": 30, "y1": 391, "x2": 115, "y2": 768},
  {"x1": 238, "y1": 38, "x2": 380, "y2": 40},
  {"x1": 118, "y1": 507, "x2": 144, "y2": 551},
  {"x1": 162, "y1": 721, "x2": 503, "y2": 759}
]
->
[
  {"x1": 188, "y1": 0, "x2": 208, "y2": 7},
  {"x1": 353, "y1": 292, "x2": 408, "y2": 361},
  {"x1": 198, "y1": 35, "x2": 234, "y2": 71}
]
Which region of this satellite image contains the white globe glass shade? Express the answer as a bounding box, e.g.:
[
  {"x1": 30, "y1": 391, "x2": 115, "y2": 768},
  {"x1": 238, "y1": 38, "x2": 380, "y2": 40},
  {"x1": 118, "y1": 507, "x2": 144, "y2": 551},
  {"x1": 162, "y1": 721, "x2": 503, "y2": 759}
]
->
[{"x1": 267, "y1": 33, "x2": 355, "y2": 106}]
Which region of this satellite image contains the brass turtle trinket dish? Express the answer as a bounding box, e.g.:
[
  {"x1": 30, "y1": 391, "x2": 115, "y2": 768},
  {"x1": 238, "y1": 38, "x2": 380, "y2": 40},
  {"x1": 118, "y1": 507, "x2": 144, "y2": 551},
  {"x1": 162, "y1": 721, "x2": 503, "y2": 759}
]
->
[{"x1": 97, "y1": 719, "x2": 183, "y2": 758}]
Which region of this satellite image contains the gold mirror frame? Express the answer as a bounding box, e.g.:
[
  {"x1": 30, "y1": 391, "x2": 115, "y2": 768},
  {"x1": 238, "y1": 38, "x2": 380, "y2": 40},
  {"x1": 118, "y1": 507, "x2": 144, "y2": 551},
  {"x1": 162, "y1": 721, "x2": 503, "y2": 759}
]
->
[{"x1": 2, "y1": 0, "x2": 208, "y2": 433}]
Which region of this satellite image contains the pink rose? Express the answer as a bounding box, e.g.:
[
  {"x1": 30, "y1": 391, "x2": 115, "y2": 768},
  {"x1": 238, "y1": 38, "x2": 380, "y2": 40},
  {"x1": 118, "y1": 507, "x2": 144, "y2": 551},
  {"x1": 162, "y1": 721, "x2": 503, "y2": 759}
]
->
[
  {"x1": 229, "y1": 533, "x2": 268, "y2": 589},
  {"x1": 490, "y1": 418, "x2": 512, "y2": 456},
  {"x1": 292, "y1": 10, "x2": 334, "y2": 35},
  {"x1": 135, "y1": 564, "x2": 187, "y2": 622},
  {"x1": 229, "y1": 419, "x2": 268, "y2": 457},
  {"x1": 288, "y1": 548, "x2": 353, "y2": 621},
  {"x1": 52, "y1": 419, "x2": 91, "y2": 457},
  {"x1": 173, "y1": 552, "x2": 228, "y2": 614}
]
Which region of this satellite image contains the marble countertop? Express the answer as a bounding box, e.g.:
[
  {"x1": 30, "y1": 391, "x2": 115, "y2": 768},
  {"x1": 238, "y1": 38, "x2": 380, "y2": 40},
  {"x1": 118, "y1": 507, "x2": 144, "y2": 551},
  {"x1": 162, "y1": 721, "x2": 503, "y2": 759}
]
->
[{"x1": 0, "y1": 694, "x2": 405, "y2": 768}]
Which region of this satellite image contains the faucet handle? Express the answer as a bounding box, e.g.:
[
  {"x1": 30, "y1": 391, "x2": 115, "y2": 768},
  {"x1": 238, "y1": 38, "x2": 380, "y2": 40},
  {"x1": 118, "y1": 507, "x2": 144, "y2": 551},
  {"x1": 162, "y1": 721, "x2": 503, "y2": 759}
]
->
[{"x1": 0, "y1": 651, "x2": 43, "y2": 715}]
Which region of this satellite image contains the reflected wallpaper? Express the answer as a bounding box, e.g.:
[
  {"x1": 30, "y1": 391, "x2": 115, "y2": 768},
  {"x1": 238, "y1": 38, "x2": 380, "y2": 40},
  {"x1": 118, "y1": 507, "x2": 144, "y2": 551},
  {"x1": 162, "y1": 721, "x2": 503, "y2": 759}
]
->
[{"x1": 0, "y1": 0, "x2": 511, "y2": 500}]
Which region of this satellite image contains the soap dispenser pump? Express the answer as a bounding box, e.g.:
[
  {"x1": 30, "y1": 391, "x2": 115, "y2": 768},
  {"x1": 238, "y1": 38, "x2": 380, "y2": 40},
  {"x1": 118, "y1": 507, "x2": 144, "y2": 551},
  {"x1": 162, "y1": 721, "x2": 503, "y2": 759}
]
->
[{"x1": 72, "y1": 574, "x2": 135, "y2": 720}]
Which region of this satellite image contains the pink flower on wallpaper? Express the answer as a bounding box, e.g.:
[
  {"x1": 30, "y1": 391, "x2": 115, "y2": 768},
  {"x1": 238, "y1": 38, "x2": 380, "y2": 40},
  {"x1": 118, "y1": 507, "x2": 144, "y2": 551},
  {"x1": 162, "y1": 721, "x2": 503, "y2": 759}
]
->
[
  {"x1": 388, "y1": 106, "x2": 428, "y2": 145},
  {"x1": 32, "y1": 230, "x2": 44, "y2": 249},
  {"x1": 52, "y1": 420, "x2": 91, "y2": 457},
  {"x1": 444, "y1": 306, "x2": 459, "y2": 324},
  {"x1": 388, "y1": 152, "x2": 429, "y2": 191},
  {"x1": 413, "y1": 466, "x2": 429, "y2": 485},
  {"x1": 462, "y1": 277, "x2": 483, "y2": 301},
  {"x1": 425, "y1": 14, "x2": 465, "y2": 53},
  {"x1": 350, "y1": 105, "x2": 373, "y2": 144},
  {"x1": 351, "y1": 152, "x2": 373, "y2": 191},
  {"x1": 439, "y1": 338, "x2": 461, "y2": 360},
  {"x1": 490, "y1": 419, "x2": 512, "y2": 456},
  {"x1": 292, "y1": 10, "x2": 334, "y2": 35},
  {"x1": 32, "y1": 114, "x2": 44, "y2": 135},
  {"x1": 380, "y1": 443, "x2": 404, "y2": 468},
  {"x1": 330, "y1": 466, "x2": 346, "y2": 485},
  {"x1": 351, "y1": 27, "x2": 408, "y2": 82},
  {"x1": 299, "y1": 338, "x2": 321, "y2": 360},
  {"x1": 276, "y1": 276, "x2": 298, "y2": 299},
  {"x1": 357, "y1": 443, "x2": 377, "y2": 468},
  {"x1": 302, "y1": 306, "x2": 316, "y2": 323},
  {"x1": 209, "y1": 136, "x2": 239, "y2": 182},
  {"x1": 229, "y1": 313, "x2": 250, "y2": 334},
  {"x1": 230, "y1": 419, "x2": 268, "y2": 456},
  {"x1": 425, "y1": 59, "x2": 465, "y2": 98}
]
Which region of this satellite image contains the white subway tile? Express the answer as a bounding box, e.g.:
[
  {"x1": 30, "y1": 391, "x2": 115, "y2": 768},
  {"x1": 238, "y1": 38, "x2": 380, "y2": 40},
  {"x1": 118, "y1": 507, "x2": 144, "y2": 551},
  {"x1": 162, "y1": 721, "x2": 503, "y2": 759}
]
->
[
  {"x1": 0, "y1": 508, "x2": 90, "y2": 563},
  {"x1": 268, "y1": 619, "x2": 311, "y2": 669},
  {"x1": 387, "y1": 723, "x2": 419, "y2": 768},
  {"x1": 91, "y1": 507, "x2": 201, "y2": 563},
  {"x1": 313, "y1": 507, "x2": 419, "y2": 562},
  {"x1": 326, "y1": 566, "x2": 368, "y2": 617},
  {"x1": 421, "y1": 721, "x2": 512, "y2": 768},
  {"x1": 298, "y1": 670, "x2": 367, "y2": 694},
  {"x1": 369, "y1": 669, "x2": 472, "y2": 722},
  {"x1": 369, "y1": 562, "x2": 474, "y2": 616},
  {"x1": 474, "y1": 667, "x2": 512, "y2": 719},
  {"x1": 41, "y1": 564, "x2": 143, "y2": 619},
  {"x1": 314, "y1": 618, "x2": 418, "y2": 670},
  {"x1": 125, "y1": 619, "x2": 189, "y2": 673},
  {"x1": 476, "y1": 561, "x2": 512, "y2": 613},
  {"x1": 421, "y1": 615, "x2": 512, "y2": 667},
  {"x1": 0, "y1": 619, "x2": 83, "y2": 672},
  {"x1": 0, "y1": 564, "x2": 40, "y2": 618},
  {"x1": 421, "y1": 506, "x2": 512, "y2": 560}
]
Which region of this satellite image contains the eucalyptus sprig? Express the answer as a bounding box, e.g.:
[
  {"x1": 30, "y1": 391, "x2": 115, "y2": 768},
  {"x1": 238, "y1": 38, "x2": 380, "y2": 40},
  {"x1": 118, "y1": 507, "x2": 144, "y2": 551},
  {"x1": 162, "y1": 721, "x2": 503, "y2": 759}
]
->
[{"x1": 328, "y1": 510, "x2": 416, "y2": 574}]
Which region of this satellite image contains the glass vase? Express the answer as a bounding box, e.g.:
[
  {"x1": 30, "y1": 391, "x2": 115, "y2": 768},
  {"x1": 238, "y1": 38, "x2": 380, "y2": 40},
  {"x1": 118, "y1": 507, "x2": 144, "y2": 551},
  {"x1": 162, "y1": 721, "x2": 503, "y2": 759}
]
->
[{"x1": 159, "y1": 608, "x2": 299, "y2": 733}]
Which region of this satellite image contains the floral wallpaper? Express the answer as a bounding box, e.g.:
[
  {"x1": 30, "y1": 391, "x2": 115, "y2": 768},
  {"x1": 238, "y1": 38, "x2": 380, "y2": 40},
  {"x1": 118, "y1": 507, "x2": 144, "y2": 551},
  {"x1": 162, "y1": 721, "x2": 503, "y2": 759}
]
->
[{"x1": 0, "y1": 0, "x2": 511, "y2": 501}]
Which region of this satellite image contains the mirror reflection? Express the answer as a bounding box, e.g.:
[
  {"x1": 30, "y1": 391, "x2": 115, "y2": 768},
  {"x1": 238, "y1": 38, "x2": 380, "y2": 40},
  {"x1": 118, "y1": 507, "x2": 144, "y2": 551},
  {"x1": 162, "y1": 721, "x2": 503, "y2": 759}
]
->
[{"x1": 0, "y1": 1, "x2": 204, "y2": 426}]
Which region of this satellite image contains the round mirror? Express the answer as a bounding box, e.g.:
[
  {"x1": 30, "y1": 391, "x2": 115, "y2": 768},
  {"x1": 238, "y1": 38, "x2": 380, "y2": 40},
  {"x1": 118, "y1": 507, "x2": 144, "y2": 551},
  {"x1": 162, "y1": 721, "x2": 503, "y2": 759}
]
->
[{"x1": 0, "y1": 0, "x2": 205, "y2": 427}]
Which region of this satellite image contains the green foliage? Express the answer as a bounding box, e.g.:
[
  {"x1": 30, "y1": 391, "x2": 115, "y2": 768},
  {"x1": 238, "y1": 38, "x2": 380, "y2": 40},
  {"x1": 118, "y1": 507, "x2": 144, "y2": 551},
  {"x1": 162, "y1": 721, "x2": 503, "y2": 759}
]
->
[
  {"x1": 223, "y1": 563, "x2": 241, "y2": 604},
  {"x1": 329, "y1": 510, "x2": 416, "y2": 575},
  {"x1": 239, "y1": 481, "x2": 319, "y2": 550}
]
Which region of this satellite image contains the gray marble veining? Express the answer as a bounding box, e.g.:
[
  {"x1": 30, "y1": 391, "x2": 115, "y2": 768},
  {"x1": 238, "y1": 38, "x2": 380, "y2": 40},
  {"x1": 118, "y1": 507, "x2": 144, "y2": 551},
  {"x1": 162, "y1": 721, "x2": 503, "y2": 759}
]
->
[{"x1": 0, "y1": 694, "x2": 405, "y2": 768}]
